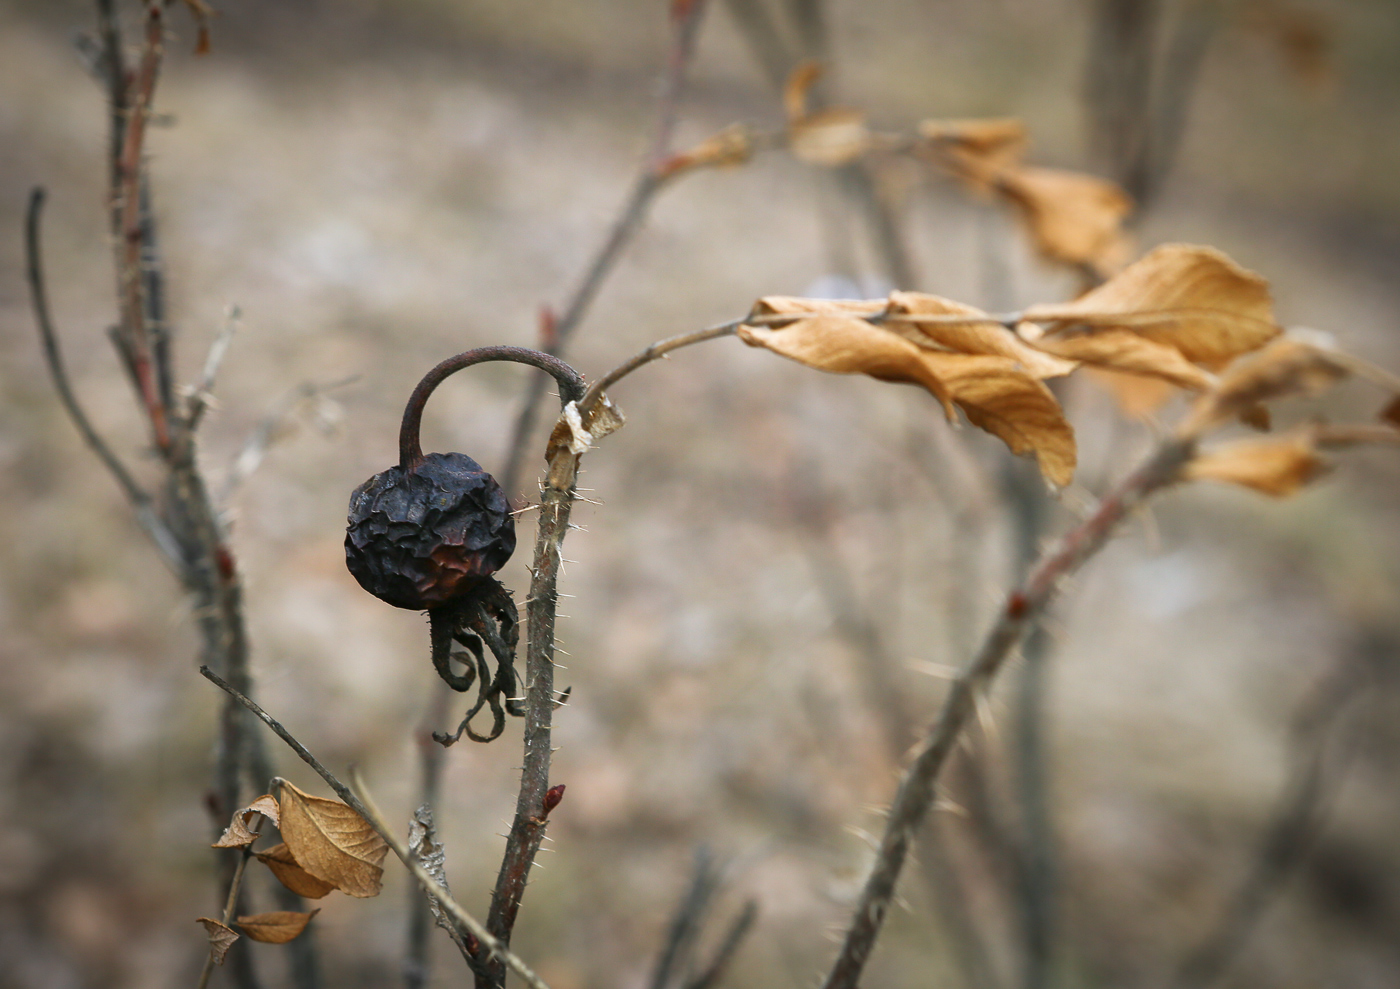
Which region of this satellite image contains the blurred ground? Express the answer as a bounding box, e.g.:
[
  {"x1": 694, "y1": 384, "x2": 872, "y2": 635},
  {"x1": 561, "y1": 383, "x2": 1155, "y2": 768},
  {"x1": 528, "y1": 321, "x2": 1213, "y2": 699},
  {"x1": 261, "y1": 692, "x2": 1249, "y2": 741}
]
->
[{"x1": 2, "y1": 1, "x2": 1399, "y2": 988}]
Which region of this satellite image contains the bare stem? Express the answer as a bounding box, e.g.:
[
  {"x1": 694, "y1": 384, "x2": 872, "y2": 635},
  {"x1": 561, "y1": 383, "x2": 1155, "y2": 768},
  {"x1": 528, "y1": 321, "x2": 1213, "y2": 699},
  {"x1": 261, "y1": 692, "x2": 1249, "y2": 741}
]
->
[
  {"x1": 497, "y1": 0, "x2": 710, "y2": 500},
  {"x1": 197, "y1": 667, "x2": 552, "y2": 989},
  {"x1": 819, "y1": 434, "x2": 1198, "y2": 989},
  {"x1": 579, "y1": 321, "x2": 742, "y2": 416}
]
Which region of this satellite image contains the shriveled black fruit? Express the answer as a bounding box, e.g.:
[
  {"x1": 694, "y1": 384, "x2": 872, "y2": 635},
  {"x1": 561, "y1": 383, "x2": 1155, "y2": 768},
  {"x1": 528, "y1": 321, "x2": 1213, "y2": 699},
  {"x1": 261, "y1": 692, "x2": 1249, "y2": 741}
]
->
[
  {"x1": 346, "y1": 452, "x2": 514, "y2": 611},
  {"x1": 344, "y1": 346, "x2": 584, "y2": 745}
]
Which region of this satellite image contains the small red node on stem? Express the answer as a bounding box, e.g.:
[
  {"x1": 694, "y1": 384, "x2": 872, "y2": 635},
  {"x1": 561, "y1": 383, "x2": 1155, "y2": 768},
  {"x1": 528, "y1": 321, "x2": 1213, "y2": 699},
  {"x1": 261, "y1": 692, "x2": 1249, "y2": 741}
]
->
[
  {"x1": 542, "y1": 784, "x2": 566, "y2": 818},
  {"x1": 1006, "y1": 591, "x2": 1029, "y2": 619}
]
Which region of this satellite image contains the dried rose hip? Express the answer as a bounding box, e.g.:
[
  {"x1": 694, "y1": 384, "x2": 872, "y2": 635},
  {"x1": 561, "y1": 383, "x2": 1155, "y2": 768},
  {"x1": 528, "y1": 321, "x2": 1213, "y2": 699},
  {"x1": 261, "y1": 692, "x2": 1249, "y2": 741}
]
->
[
  {"x1": 345, "y1": 346, "x2": 584, "y2": 745},
  {"x1": 346, "y1": 452, "x2": 514, "y2": 611}
]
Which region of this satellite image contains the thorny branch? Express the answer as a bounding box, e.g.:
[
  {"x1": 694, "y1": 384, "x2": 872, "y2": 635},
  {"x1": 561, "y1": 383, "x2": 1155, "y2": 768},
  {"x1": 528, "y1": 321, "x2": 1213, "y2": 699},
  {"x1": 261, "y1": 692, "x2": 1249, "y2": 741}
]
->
[
  {"x1": 198, "y1": 667, "x2": 553, "y2": 989},
  {"x1": 195, "y1": 810, "x2": 269, "y2": 989},
  {"x1": 820, "y1": 432, "x2": 1201, "y2": 989},
  {"x1": 498, "y1": 0, "x2": 711, "y2": 501}
]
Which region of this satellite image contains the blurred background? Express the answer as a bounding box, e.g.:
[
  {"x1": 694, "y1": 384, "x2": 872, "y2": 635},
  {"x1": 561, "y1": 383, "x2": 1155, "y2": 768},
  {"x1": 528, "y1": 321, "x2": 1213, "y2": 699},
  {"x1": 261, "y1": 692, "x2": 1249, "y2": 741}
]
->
[{"x1": 2, "y1": 1, "x2": 1399, "y2": 987}]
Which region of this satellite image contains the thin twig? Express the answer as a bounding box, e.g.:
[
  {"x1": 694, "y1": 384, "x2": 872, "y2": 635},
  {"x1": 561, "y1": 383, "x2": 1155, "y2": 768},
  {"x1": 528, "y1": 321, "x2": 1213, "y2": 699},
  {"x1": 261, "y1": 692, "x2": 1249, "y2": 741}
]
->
[
  {"x1": 187, "y1": 305, "x2": 242, "y2": 431},
  {"x1": 197, "y1": 667, "x2": 553, "y2": 989},
  {"x1": 683, "y1": 900, "x2": 759, "y2": 989},
  {"x1": 498, "y1": 0, "x2": 711, "y2": 501},
  {"x1": 650, "y1": 849, "x2": 722, "y2": 989},
  {"x1": 195, "y1": 812, "x2": 267, "y2": 989},
  {"x1": 218, "y1": 376, "x2": 359, "y2": 503},
  {"x1": 578, "y1": 321, "x2": 742, "y2": 416},
  {"x1": 25, "y1": 186, "x2": 186, "y2": 571},
  {"x1": 819, "y1": 433, "x2": 1199, "y2": 989},
  {"x1": 1165, "y1": 646, "x2": 1374, "y2": 989}
]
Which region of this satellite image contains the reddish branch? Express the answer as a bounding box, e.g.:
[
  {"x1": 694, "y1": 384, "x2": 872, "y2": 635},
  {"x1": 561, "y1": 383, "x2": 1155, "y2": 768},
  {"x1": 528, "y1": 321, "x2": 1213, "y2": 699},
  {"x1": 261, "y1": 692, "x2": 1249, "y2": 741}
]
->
[
  {"x1": 820, "y1": 435, "x2": 1199, "y2": 989},
  {"x1": 113, "y1": 3, "x2": 171, "y2": 450}
]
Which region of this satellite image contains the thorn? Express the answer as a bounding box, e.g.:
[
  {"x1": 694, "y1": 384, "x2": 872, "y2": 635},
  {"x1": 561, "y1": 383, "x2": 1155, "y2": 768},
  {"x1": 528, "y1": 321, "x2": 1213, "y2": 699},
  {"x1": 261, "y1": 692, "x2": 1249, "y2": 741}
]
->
[
  {"x1": 934, "y1": 797, "x2": 969, "y2": 818},
  {"x1": 907, "y1": 660, "x2": 958, "y2": 679}
]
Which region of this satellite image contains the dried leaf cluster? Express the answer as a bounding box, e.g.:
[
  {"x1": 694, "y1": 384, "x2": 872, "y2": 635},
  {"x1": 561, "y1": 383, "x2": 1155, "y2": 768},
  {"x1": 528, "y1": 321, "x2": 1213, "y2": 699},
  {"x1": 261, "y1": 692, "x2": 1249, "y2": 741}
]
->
[
  {"x1": 197, "y1": 781, "x2": 388, "y2": 965},
  {"x1": 739, "y1": 243, "x2": 1400, "y2": 494}
]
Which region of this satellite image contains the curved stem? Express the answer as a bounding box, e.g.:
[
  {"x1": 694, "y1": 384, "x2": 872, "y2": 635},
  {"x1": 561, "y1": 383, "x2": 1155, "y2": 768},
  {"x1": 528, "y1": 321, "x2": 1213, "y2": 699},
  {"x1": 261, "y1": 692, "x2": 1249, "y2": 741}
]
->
[{"x1": 398, "y1": 347, "x2": 585, "y2": 471}]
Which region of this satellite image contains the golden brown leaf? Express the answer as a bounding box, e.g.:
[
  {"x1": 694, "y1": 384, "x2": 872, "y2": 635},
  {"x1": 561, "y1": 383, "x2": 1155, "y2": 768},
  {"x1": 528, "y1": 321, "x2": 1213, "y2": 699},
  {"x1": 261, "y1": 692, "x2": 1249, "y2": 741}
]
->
[
  {"x1": 997, "y1": 166, "x2": 1133, "y2": 275},
  {"x1": 739, "y1": 313, "x2": 957, "y2": 418},
  {"x1": 236, "y1": 910, "x2": 320, "y2": 945},
  {"x1": 212, "y1": 794, "x2": 280, "y2": 849},
  {"x1": 1183, "y1": 433, "x2": 1329, "y2": 496},
  {"x1": 888, "y1": 292, "x2": 1075, "y2": 378},
  {"x1": 922, "y1": 352, "x2": 1077, "y2": 488},
  {"x1": 1019, "y1": 324, "x2": 1213, "y2": 391},
  {"x1": 789, "y1": 108, "x2": 871, "y2": 167},
  {"x1": 1024, "y1": 244, "x2": 1279, "y2": 367},
  {"x1": 255, "y1": 843, "x2": 337, "y2": 900},
  {"x1": 750, "y1": 296, "x2": 886, "y2": 321},
  {"x1": 276, "y1": 781, "x2": 388, "y2": 899},
  {"x1": 196, "y1": 917, "x2": 239, "y2": 965},
  {"x1": 917, "y1": 118, "x2": 1029, "y2": 193}
]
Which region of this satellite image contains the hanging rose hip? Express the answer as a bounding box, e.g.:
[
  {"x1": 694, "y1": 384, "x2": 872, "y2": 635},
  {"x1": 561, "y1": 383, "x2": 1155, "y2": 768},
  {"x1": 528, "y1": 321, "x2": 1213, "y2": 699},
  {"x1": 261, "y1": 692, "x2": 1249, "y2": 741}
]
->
[{"x1": 346, "y1": 346, "x2": 585, "y2": 743}]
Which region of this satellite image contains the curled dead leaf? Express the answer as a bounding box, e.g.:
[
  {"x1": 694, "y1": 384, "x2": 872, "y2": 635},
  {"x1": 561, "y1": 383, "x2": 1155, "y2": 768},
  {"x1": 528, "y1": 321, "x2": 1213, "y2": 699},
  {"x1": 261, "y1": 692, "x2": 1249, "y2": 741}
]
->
[
  {"x1": 739, "y1": 313, "x2": 957, "y2": 418},
  {"x1": 212, "y1": 794, "x2": 280, "y2": 849},
  {"x1": 276, "y1": 780, "x2": 388, "y2": 898},
  {"x1": 236, "y1": 910, "x2": 320, "y2": 945},
  {"x1": 996, "y1": 166, "x2": 1133, "y2": 276},
  {"x1": 888, "y1": 291, "x2": 1075, "y2": 378},
  {"x1": 922, "y1": 352, "x2": 1077, "y2": 488},
  {"x1": 656, "y1": 124, "x2": 752, "y2": 180},
  {"x1": 1189, "y1": 335, "x2": 1349, "y2": 432},
  {"x1": 1025, "y1": 244, "x2": 1279, "y2": 368},
  {"x1": 917, "y1": 117, "x2": 1029, "y2": 184},
  {"x1": 255, "y1": 843, "x2": 336, "y2": 899},
  {"x1": 789, "y1": 108, "x2": 871, "y2": 167},
  {"x1": 1183, "y1": 432, "x2": 1330, "y2": 496},
  {"x1": 196, "y1": 917, "x2": 239, "y2": 965}
]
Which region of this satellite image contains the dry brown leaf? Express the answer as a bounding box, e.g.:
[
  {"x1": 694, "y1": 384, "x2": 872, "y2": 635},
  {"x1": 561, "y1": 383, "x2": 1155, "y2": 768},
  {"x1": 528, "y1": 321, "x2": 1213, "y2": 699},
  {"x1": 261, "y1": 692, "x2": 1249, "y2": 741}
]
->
[
  {"x1": 923, "y1": 352, "x2": 1077, "y2": 488},
  {"x1": 1200, "y1": 336, "x2": 1348, "y2": 427},
  {"x1": 1183, "y1": 433, "x2": 1329, "y2": 496},
  {"x1": 656, "y1": 124, "x2": 752, "y2": 180},
  {"x1": 783, "y1": 61, "x2": 824, "y2": 122},
  {"x1": 739, "y1": 313, "x2": 957, "y2": 418},
  {"x1": 236, "y1": 910, "x2": 320, "y2": 945},
  {"x1": 888, "y1": 291, "x2": 1075, "y2": 378},
  {"x1": 1020, "y1": 325, "x2": 1214, "y2": 391},
  {"x1": 255, "y1": 843, "x2": 337, "y2": 900},
  {"x1": 997, "y1": 166, "x2": 1133, "y2": 275},
  {"x1": 212, "y1": 794, "x2": 280, "y2": 849},
  {"x1": 1025, "y1": 244, "x2": 1278, "y2": 367},
  {"x1": 196, "y1": 917, "x2": 239, "y2": 965},
  {"x1": 276, "y1": 781, "x2": 388, "y2": 898},
  {"x1": 750, "y1": 296, "x2": 886, "y2": 321},
  {"x1": 789, "y1": 108, "x2": 871, "y2": 167}
]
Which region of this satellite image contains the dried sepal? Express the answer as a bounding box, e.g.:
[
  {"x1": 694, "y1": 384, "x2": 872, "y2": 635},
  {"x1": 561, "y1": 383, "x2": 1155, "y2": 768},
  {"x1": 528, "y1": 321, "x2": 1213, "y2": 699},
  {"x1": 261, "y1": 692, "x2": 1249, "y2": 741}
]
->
[
  {"x1": 1183, "y1": 431, "x2": 1331, "y2": 497},
  {"x1": 1025, "y1": 244, "x2": 1279, "y2": 368},
  {"x1": 255, "y1": 843, "x2": 337, "y2": 900},
  {"x1": 996, "y1": 166, "x2": 1134, "y2": 276},
  {"x1": 888, "y1": 292, "x2": 1076, "y2": 379},
  {"x1": 196, "y1": 917, "x2": 239, "y2": 965},
  {"x1": 276, "y1": 780, "x2": 388, "y2": 899},
  {"x1": 236, "y1": 910, "x2": 320, "y2": 945},
  {"x1": 211, "y1": 794, "x2": 280, "y2": 849}
]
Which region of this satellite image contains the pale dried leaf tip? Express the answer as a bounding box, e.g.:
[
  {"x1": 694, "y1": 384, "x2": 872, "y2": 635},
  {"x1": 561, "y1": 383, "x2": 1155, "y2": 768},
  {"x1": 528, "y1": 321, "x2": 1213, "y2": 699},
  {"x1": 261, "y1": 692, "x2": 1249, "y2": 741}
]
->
[
  {"x1": 211, "y1": 793, "x2": 279, "y2": 849},
  {"x1": 408, "y1": 806, "x2": 454, "y2": 933}
]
